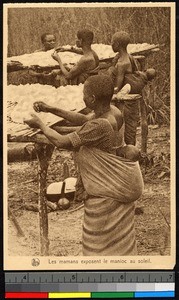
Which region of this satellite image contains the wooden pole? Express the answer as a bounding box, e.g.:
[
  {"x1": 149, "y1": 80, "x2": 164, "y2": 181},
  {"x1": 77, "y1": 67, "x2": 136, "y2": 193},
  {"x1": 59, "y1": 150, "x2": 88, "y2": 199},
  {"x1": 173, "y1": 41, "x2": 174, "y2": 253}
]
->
[
  {"x1": 138, "y1": 56, "x2": 148, "y2": 154},
  {"x1": 34, "y1": 143, "x2": 54, "y2": 256},
  {"x1": 140, "y1": 96, "x2": 148, "y2": 153}
]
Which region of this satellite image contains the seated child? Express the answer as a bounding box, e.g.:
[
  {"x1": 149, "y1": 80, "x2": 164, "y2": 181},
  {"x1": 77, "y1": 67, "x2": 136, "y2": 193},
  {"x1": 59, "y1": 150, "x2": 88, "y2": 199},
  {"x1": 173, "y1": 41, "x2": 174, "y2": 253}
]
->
[{"x1": 116, "y1": 145, "x2": 140, "y2": 162}]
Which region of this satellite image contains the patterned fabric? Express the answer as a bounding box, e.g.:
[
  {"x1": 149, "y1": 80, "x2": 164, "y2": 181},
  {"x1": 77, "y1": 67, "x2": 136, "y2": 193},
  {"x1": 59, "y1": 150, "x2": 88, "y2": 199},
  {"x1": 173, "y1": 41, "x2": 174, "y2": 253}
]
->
[
  {"x1": 68, "y1": 119, "x2": 142, "y2": 256},
  {"x1": 77, "y1": 147, "x2": 144, "y2": 203},
  {"x1": 83, "y1": 197, "x2": 137, "y2": 255},
  {"x1": 68, "y1": 118, "x2": 116, "y2": 153},
  {"x1": 78, "y1": 146, "x2": 143, "y2": 256},
  {"x1": 69, "y1": 118, "x2": 124, "y2": 202}
]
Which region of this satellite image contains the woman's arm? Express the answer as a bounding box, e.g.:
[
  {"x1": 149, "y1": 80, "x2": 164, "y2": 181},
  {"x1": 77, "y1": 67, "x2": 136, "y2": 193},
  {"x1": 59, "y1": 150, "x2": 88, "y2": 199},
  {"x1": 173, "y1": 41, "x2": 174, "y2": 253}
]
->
[
  {"x1": 52, "y1": 51, "x2": 70, "y2": 77},
  {"x1": 56, "y1": 46, "x2": 83, "y2": 55},
  {"x1": 34, "y1": 102, "x2": 90, "y2": 126},
  {"x1": 51, "y1": 51, "x2": 86, "y2": 80},
  {"x1": 40, "y1": 123, "x2": 72, "y2": 148},
  {"x1": 52, "y1": 125, "x2": 81, "y2": 134},
  {"x1": 24, "y1": 114, "x2": 72, "y2": 149}
]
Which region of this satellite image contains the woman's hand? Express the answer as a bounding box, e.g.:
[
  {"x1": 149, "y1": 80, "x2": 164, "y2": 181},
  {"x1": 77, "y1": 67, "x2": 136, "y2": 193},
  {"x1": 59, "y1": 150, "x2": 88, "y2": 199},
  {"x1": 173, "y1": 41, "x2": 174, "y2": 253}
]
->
[
  {"x1": 51, "y1": 51, "x2": 61, "y2": 63},
  {"x1": 24, "y1": 113, "x2": 43, "y2": 129},
  {"x1": 33, "y1": 101, "x2": 50, "y2": 113}
]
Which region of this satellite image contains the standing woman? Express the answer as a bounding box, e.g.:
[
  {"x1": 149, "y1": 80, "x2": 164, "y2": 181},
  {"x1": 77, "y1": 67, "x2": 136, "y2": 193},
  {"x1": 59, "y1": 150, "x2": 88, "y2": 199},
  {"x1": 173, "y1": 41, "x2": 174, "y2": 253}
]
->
[{"x1": 25, "y1": 75, "x2": 144, "y2": 256}]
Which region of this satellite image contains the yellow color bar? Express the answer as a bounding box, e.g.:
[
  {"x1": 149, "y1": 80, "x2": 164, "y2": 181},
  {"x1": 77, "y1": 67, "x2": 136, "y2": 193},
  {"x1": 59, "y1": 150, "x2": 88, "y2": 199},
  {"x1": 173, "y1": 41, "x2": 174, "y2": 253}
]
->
[{"x1": 49, "y1": 292, "x2": 91, "y2": 298}]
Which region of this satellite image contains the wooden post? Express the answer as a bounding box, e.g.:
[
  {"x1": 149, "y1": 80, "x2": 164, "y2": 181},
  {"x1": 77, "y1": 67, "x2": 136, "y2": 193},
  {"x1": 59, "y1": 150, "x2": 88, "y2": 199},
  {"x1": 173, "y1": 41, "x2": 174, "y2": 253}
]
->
[
  {"x1": 138, "y1": 56, "x2": 148, "y2": 153},
  {"x1": 140, "y1": 96, "x2": 148, "y2": 153},
  {"x1": 34, "y1": 143, "x2": 54, "y2": 256}
]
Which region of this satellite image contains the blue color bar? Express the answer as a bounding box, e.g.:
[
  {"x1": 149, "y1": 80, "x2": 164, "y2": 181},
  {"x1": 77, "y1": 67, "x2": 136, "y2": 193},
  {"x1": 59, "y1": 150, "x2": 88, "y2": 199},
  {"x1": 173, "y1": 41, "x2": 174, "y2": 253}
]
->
[{"x1": 135, "y1": 291, "x2": 175, "y2": 298}]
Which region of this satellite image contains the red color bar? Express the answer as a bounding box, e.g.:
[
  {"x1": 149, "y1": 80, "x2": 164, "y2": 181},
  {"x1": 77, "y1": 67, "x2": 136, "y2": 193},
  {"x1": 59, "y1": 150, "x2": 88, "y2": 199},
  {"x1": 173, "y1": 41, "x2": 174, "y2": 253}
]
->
[{"x1": 5, "y1": 292, "x2": 48, "y2": 298}]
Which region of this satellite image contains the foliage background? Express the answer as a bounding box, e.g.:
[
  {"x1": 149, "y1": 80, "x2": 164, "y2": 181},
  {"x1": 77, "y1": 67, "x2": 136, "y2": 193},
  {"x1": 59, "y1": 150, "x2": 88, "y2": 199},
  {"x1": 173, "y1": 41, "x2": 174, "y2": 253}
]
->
[{"x1": 7, "y1": 7, "x2": 171, "y2": 122}]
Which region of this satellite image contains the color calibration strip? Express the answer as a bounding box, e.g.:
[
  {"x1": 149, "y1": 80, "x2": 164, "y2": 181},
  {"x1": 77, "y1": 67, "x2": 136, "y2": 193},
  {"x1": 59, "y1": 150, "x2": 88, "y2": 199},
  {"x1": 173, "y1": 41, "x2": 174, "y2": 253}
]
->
[
  {"x1": 5, "y1": 272, "x2": 175, "y2": 298},
  {"x1": 5, "y1": 291, "x2": 175, "y2": 298}
]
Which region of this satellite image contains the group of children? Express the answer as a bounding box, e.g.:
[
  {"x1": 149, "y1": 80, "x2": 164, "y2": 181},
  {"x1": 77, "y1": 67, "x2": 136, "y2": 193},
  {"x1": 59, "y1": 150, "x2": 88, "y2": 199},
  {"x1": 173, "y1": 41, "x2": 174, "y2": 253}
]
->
[{"x1": 30, "y1": 29, "x2": 156, "y2": 154}]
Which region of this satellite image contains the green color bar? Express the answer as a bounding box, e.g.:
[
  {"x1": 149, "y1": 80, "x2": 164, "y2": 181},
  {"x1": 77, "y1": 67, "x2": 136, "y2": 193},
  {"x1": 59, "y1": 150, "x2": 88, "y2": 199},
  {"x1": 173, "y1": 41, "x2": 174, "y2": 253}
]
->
[{"x1": 91, "y1": 292, "x2": 134, "y2": 298}]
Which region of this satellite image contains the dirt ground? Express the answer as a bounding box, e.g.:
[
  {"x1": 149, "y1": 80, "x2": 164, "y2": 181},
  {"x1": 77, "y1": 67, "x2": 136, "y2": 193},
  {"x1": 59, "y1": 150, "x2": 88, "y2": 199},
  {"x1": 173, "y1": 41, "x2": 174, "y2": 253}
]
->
[{"x1": 7, "y1": 125, "x2": 171, "y2": 256}]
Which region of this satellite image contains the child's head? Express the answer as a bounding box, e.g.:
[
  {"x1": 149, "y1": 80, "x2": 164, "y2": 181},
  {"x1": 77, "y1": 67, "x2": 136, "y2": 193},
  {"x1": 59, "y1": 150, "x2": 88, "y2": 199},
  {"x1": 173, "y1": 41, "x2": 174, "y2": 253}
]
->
[
  {"x1": 83, "y1": 75, "x2": 114, "y2": 109},
  {"x1": 117, "y1": 145, "x2": 140, "y2": 161},
  {"x1": 146, "y1": 68, "x2": 156, "y2": 81},
  {"x1": 76, "y1": 29, "x2": 94, "y2": 48},
  {"x1": 111, "y1": 31, "x2": 130, "y2": 52},
  {"x1": 41, "y1": 33, "x2": 56, "y2": 51}
]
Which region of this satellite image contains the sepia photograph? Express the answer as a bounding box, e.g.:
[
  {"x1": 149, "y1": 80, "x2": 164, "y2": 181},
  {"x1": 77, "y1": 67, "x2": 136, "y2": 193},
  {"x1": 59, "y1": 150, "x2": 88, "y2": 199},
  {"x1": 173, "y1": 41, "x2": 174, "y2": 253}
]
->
[{"x1": 3, "y1": 3, "x2": 175, "y2": 270}]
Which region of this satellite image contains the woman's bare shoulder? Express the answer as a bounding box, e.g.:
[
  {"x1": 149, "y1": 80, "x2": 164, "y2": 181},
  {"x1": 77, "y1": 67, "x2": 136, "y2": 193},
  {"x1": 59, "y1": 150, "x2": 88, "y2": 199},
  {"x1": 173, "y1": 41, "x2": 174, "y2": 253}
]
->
[
  {"x1": 110, "y1": 105, "x2": 122, "y2": 116},
  {"x1": 110, "y1": 105, "x2": 123, "y2": 130}
]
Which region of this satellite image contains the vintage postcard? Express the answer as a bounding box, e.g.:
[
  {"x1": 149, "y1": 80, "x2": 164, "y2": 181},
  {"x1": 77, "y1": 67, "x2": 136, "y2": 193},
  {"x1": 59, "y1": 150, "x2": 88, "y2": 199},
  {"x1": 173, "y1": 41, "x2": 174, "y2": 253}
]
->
[{"x1": 3, "y1": 2, "x2": 175, "y2": 270}]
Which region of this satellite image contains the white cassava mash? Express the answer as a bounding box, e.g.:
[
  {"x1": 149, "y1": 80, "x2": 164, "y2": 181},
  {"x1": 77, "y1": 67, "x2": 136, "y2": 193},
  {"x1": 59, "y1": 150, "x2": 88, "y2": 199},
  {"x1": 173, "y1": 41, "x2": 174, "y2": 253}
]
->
[
  {"x1": 8, "y1": 83, "x2": 85, "y2": 125},
  {"x1": 7, "y1": 43, "x2": 155, "y2": 67}
]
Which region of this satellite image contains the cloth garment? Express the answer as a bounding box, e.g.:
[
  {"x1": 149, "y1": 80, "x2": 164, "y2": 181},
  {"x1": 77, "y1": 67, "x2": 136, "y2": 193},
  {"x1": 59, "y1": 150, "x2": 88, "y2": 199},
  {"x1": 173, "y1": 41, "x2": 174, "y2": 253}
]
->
[
  {"x1": 72, "y1": 117, "x2": 124, "y2": 202},
  {"x1": 68, "y1": 118, "x2": 144, "y2": 255}
]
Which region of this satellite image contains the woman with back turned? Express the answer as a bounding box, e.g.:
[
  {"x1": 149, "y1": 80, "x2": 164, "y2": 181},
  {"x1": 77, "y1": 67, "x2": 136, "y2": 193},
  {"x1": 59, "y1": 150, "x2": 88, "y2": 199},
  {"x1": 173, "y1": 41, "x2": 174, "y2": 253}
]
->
[{"x1": 25, "y1": 74, "x2": 144, "y2": 256}]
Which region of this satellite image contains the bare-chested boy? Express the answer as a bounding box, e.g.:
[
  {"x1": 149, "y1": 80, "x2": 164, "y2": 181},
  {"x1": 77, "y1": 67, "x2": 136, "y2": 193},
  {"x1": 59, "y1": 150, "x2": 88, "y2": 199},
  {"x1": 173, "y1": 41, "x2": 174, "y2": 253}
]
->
[
  {"x1": 51, "y1": 29, "x2": 99, "y2": 85},
  {"x1": 109, "y1": 31, "x2": 136, "y2": 92},
  {"x1": 108, "y1": 31, "x2": 142, "y2": 146}
]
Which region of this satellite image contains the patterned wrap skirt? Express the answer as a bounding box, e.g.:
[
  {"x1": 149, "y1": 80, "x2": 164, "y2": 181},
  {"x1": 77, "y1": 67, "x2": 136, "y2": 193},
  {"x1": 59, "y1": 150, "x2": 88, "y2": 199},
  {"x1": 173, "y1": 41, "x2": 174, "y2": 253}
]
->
[{"x1": 78, "y1": 146, "x2": 144, "y2": 256}]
